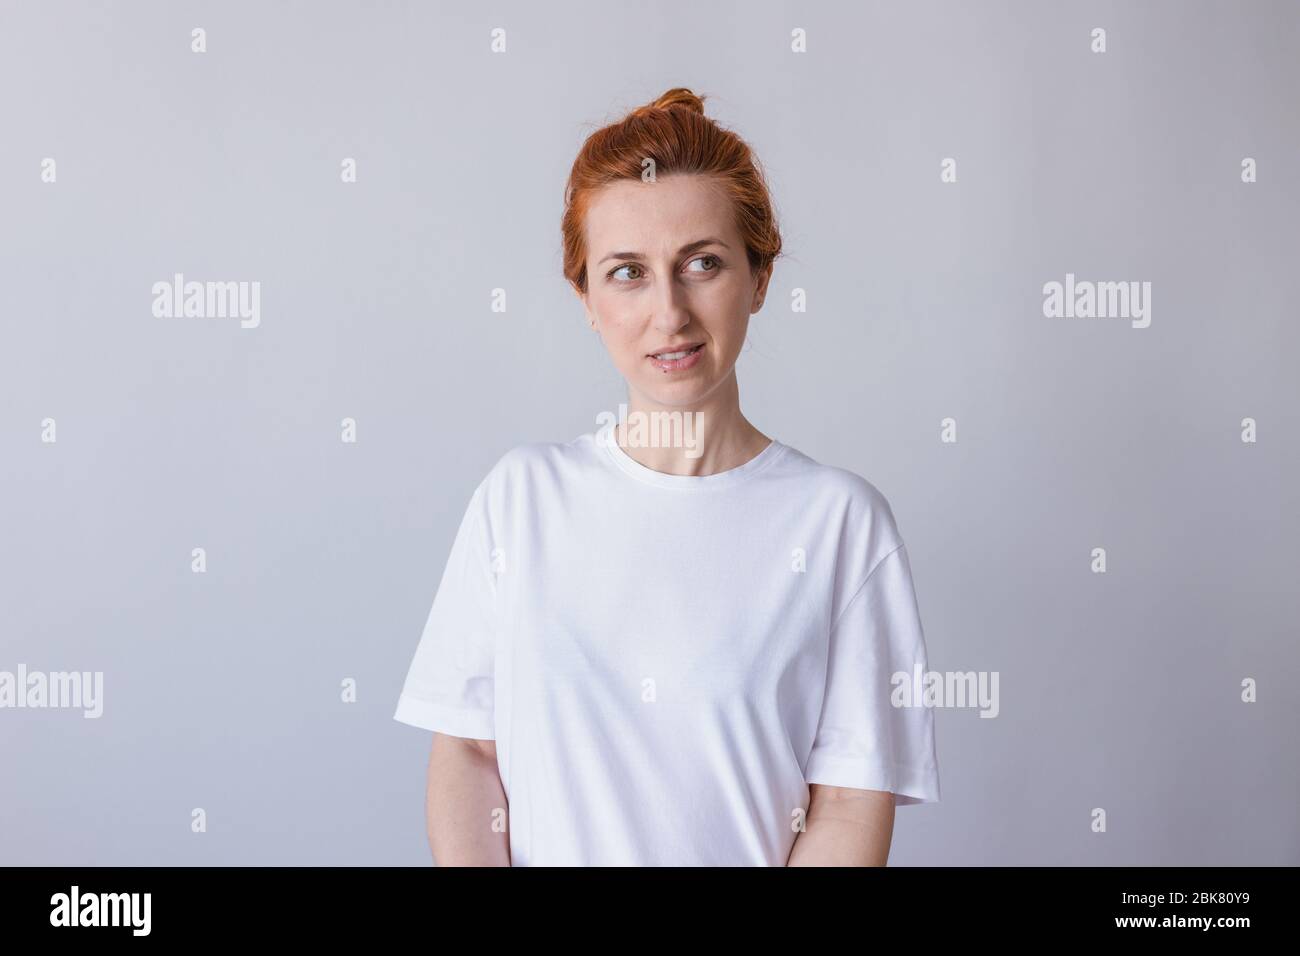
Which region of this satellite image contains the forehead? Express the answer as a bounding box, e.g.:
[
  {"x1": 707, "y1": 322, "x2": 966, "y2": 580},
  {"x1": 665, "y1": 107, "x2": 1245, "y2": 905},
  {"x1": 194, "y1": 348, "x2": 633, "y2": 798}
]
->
[{"x1": 584, "y1": 175, "x2": 736, "y2": 252}]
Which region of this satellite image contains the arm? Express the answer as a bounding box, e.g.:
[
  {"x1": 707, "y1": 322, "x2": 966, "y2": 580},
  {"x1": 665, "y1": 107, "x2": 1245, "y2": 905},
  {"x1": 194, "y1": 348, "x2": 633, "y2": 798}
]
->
[
  {"x1": 425, "y1": 732, "x2": 511, "y2": 866},
  {"x1": 786, "y1": 784, "x2": 895, "y2": 866}
]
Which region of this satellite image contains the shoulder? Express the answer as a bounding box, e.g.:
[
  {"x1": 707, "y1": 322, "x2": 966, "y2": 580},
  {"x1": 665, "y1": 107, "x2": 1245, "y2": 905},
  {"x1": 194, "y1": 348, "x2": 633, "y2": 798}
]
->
[
  {"x1": 774, "y1": 442, "x2": 902, "y2": 539},
  {"x1": 485, "y1": 434, "x2": 593, "y2": 480},
  {"x1": 470, "y1": 433, "x2": 598, "y2": 505},
  {"x1": 773, "y1": 442, "x2": 909, "y2": 604}
]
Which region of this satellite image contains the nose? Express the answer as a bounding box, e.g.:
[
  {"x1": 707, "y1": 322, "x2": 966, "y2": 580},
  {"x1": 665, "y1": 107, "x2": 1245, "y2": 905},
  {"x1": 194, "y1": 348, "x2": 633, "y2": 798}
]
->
[{"x1": 650, "y1": 272, "x2": 692, "y2": 335}]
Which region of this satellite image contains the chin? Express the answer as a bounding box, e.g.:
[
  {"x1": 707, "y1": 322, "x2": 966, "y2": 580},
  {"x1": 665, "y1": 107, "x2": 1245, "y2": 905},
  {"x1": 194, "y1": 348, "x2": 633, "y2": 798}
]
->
[{"x1": 636, "y1": 378, "x2": 716, "y2": 409}]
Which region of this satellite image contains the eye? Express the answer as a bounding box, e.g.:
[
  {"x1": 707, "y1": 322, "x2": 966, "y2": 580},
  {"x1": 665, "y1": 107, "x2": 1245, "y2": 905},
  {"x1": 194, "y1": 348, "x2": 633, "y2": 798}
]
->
[
  {"x1": 608, "y1": 263, "x2": 644, "y2": 282},
  {"x1": 686, "y1": 254, "x2": 720, "y2": 274}
]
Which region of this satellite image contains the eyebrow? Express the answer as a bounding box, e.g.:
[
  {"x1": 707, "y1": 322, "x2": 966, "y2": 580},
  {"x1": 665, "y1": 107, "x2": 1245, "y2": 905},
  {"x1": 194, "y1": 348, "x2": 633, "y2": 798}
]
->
[{"x1": 597, "y1": 238, "x2": 730, "y2": 265}]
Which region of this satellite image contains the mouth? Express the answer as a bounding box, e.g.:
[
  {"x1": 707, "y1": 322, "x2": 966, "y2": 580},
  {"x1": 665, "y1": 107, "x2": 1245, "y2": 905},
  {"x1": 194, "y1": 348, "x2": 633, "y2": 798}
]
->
[{"x1": 647, "y1": 342, "x2": 705, "y2": 372}]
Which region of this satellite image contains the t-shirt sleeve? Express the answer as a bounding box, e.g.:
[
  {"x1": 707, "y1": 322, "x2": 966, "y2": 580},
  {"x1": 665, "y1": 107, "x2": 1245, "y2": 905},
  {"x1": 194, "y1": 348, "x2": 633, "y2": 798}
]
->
[
  {"x1": 392, "y1": 482, "x2": 498, "y2": 740},
  {"x1": 803, "y1": 542, "x2": 940, "y2": 805}
]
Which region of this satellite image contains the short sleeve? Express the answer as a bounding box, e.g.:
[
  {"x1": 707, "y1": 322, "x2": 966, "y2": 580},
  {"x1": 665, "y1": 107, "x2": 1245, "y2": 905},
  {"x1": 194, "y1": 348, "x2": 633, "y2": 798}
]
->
[
  {"x1": 804, "y1": 542, "x2": 940, "y2": 805},
  {"x1": 393, "y1": 482, "x2": 498, "y2": 740}
]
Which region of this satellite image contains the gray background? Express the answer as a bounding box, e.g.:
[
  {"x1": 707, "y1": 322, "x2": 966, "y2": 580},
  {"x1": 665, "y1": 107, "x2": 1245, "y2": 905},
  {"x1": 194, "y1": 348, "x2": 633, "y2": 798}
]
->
[{"x1": 1, "y1": 0, "x2": 1296, "y2": 865}]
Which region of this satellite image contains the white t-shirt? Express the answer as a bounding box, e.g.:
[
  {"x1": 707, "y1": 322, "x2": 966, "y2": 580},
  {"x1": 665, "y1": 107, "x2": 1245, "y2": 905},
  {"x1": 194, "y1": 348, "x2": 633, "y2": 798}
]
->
[{"x1": 394, "y1": 430, "x2": 940, "y2": 866}]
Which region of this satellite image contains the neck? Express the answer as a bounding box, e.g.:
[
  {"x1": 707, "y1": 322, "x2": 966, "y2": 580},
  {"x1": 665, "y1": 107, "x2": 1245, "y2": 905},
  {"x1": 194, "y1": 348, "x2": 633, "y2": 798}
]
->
[{"x1": 613, "y1": 373, "x2": 770, "y2": 477}]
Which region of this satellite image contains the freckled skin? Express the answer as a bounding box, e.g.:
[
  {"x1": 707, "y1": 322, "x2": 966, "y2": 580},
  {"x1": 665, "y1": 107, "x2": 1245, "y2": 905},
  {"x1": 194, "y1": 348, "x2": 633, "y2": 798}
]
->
[
  {"x1": 575, "y1": 174, "x2": 776, "y2": 473},
  {"x1": 577, "y1": 174, "x2": 770, "y2": 409}
]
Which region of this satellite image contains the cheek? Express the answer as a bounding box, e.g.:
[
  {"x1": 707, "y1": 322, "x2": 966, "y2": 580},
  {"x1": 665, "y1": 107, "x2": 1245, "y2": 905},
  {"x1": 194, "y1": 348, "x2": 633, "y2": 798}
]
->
[
  {"x1": 698, "y1": 283, "x2": 751, "y2": 329},
  {"x1": 600, "y1": 308, "x2": 640, "y2": 343},
  {"x1": 700, "y1": 299, "x2": 749, "y2": 346},
  {"x1": 590, "y1": 295, "x2": 643, "y2": 352}
]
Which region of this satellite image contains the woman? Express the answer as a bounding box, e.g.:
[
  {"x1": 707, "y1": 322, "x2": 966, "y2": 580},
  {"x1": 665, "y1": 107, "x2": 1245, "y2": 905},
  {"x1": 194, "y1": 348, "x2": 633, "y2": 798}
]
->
[{"x1": 394, "y1": 88, "x2": 940, "y2": 866}]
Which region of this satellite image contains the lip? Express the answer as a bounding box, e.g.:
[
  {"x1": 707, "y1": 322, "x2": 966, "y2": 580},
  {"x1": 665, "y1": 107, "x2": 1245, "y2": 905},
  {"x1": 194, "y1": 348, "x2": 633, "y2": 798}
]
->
[
  {"x1": 646, "y1": 341, "x2": 705, "y2": 358},
  {"x1": 647, "y1": 342, "x2": 705, "y2": 372}
]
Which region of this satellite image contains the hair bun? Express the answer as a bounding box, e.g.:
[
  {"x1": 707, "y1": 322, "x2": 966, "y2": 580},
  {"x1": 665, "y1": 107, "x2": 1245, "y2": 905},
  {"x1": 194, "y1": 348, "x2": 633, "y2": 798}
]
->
[
  {"x1": 633, "y1": 87, "x2": 706, "y2": 118},
  {"x1": 562, "y1": 85, "x2": 781, "y2": 295}
]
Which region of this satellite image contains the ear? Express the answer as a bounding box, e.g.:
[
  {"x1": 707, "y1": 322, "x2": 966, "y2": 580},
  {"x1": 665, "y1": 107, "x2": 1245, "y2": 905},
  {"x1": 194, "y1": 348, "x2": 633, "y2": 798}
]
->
[
  {"x1": 575, "y1": 285, "x2": 597, "y2": 329},
  {"x1": 750, "y1": 263, "x2": 773, "y2": 314}
]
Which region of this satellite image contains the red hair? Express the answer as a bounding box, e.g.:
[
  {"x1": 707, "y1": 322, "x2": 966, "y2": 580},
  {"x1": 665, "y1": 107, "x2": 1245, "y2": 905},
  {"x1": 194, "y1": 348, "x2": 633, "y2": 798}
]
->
[{"x1": 561, "y1": 87, "x2": 783, "y2": 294}]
